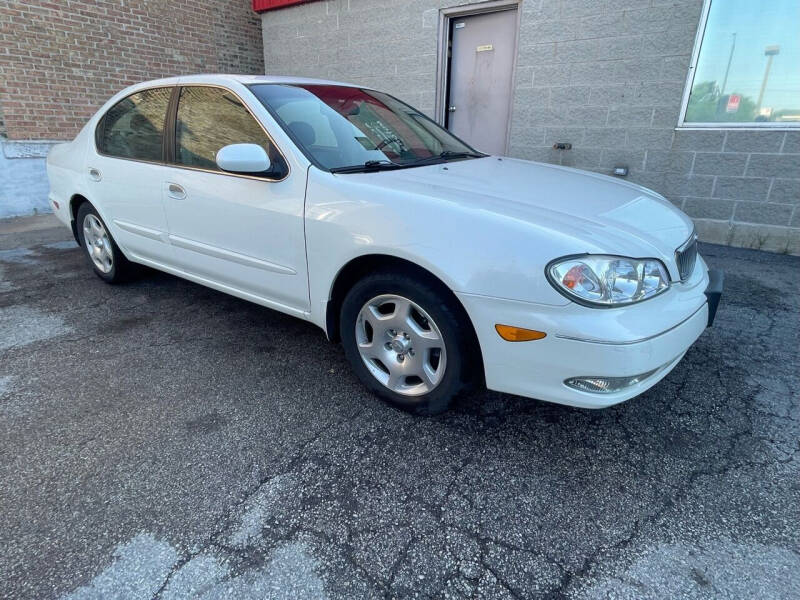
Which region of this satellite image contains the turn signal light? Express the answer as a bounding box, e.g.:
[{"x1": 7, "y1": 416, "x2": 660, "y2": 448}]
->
[{"x1": 495, "y1": 324, "x2": 546, "y2": 342}]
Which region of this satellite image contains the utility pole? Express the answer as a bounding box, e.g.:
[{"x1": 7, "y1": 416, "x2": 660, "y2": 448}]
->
[
  {"x1": 720, "y1": 32, "x2": 736, "y2": 96},
  {"x1": 756, "y1": 45, "x2": 780, "y2": 114}
]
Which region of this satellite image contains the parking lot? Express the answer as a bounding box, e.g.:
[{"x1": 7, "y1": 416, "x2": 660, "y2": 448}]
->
[{"x1": 1, "y1": 216, "x2": 798, "y2": 600}]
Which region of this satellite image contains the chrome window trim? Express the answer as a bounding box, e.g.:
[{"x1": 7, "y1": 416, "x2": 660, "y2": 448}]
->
[{"x1": 676, "y1": 0, "x2": 800, "y2": 130}]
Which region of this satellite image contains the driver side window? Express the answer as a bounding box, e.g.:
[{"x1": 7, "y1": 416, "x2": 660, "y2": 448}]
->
[{"x1": 174, "y1": 86, "x2": 286, "y2": 178}]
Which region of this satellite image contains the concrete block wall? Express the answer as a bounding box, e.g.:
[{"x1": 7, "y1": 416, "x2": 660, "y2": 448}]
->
[{"x1": 261, "y1": 0, "x2": 800, "y2": 254}]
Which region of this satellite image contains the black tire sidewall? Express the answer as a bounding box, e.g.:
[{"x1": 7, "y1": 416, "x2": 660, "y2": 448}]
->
[
  {"x1": 340, "y1": 272, "x2": 470, "y2": 415},
  {"x1": 76, "y1": 203, "x2": 124, "y2": 283}
]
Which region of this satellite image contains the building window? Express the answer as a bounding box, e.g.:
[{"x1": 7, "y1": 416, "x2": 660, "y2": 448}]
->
[{"x1": 680, "y1": 0, "x2": 799, "y2": 127}]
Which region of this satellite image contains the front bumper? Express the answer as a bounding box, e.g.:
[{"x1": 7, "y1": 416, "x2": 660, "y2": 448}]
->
[{"x1": 457, "y1": 262, "x2": 721, "y2": 409}]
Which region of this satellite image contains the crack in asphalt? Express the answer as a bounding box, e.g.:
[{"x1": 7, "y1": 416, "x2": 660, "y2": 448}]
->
[{"x1": 2, "y1": 236, "x2": 798, "y2": 599}]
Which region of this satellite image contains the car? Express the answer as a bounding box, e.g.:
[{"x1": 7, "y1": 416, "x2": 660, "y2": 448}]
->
[{"x1": 46, "y1": 74, "x2": 723, "y2": 415}]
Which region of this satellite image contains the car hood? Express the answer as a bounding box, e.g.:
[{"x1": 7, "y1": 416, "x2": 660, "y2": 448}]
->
[{"x1": 343, "y1": 156, "x2": 695, "y2": 262}]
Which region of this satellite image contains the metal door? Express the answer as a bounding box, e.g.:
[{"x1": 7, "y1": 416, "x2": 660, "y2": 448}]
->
[{"x1": 446, "y1": 9, "x2": 517, "y2": 155}]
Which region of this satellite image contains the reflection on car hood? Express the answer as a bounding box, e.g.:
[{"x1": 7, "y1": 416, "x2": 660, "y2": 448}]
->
[{"x1": 350, "y1": 156, "x2": 695, "y2": 259}]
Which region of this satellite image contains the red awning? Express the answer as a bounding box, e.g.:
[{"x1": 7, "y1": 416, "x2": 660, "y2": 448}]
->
[{"x1": 252, "y1": 0, "x2": 314, "y2": 12}]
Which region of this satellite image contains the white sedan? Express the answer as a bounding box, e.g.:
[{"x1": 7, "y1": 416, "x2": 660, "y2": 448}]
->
[{"x1": 46, "y1": 75, "x2": 722, "y2": 415}]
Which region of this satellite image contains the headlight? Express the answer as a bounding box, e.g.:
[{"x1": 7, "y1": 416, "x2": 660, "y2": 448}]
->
[{"x1": 547, "y1": 255, "x2": 670, "y2": 307}]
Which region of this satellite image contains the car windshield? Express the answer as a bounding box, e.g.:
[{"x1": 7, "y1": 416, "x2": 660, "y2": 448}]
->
[{"x1": 248, "y1": 84, "x2": 483, "y2": 171}]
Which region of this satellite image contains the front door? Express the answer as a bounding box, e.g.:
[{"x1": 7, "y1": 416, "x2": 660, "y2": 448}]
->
[
  {"x1": 446, "y1": 8, "x2": 518, "y2": 155},
  {"x1": 162, "y1": 85, "x2": 309, "y2": 314}
]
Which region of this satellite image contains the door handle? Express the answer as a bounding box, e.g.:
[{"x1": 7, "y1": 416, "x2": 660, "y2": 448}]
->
[
  {"x1": 448, "y1": 106, "x2": 457, "y2": 112},
  {"x1": 167, "y1": 183, "x2": 186, "y2": 200},
  {"x1": 88, "y1": 167, "x2": 102, "y2": 181}
]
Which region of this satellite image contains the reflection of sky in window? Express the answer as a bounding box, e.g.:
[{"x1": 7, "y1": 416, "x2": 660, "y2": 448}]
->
[{"x1": 694, "y1": 0, "x2": 799, "y2": 109}]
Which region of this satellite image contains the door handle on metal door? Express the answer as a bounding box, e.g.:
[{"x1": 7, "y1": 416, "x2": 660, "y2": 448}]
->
[
  {"x1": 88, "y1": 167, "x2": 102, "y2": 181},
  {"x1": 167, "y1": 183, "x2": 186, "y2": 200}
]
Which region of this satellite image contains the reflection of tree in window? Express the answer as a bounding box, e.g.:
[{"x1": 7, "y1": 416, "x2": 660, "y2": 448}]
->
[
  {"x1": 101, "y1": 88, "x2": 170, "y2": 160},
  {"x1": 176, "y1": 87, "x2": 282, "y2": 172}
]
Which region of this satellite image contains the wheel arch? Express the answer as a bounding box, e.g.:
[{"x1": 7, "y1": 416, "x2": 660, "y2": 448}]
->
[
  {"x1": 325, "y1": 253, "x2": 484, "y2": 381},
  {"x1": 68, "y1": 193, "x2": 90, "y2": 242}
]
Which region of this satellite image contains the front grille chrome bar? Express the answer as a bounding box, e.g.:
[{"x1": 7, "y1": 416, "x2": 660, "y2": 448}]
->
[{"x1": 675, "y1": 231, "x2": 698, "y2": 282}]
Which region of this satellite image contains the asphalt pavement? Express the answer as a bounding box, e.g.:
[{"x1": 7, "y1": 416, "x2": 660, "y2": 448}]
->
[{"x1": 1, "y1": 216, "x2": 798, "y2": 599}]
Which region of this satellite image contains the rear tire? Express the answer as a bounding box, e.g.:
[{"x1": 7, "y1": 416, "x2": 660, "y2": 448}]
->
[
  {"x1": 76, "y1": 202, "x2": 134, "y2": 283},
  {"x1": 340, "y1": 270, "x2": 475, "y2": 415}
]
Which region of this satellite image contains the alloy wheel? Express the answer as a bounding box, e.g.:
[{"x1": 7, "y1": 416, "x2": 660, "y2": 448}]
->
[
  {"x1": 82, "y1": 214, "x2": 113, "y2": 274},
  {"x1": 355, "y1": 294, "x2": 447, "y2": 396}
]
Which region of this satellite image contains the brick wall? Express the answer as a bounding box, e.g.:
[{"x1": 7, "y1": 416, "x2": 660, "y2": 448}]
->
[
  {"x1": 0, "y1": 0, "x2": 264, "y2": 142},
  {"x1": 260, "y1": 0, "x2": 800, "y2": 254}
]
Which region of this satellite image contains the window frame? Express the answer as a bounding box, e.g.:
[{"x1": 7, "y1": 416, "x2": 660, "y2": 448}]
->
[
  {"x1": 677, "y1": 0, "x2": 800, "y2": 130},
  {"x1": 166, "y1": 84, "x2": 290, "y2": 182},
  {"x1": 94, "y1": 85, "x2": 173, "y2": 164}
]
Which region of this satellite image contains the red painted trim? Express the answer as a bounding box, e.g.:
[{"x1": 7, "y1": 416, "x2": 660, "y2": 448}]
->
[{"x1": 252, "y1": 0, "x2": 313, "y2": 12}]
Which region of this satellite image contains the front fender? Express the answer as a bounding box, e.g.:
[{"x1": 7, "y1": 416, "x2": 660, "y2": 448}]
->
[{"x1": 304, "y1": 168, "x2": 570, "y2": 329}]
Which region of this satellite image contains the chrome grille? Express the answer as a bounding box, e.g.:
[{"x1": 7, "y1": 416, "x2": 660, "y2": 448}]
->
[{"x1": 675, "y1": 234, "x2": 698, "y2": 281}]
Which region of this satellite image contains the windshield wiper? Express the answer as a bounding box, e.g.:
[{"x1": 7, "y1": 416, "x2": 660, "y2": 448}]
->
[
  {"x1": 405, "y1": 150, "x2": 486, "y2": 166},
  {"x1": 439, "y1": 150, "x2": 486, "y2": 159},
  {"x1": 329, "y1": 160, "x2": 403, "y2": 174}
]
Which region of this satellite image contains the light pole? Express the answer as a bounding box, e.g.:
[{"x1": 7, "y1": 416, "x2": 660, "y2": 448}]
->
[
  {"x1": 756, "y1": 44, "x2": 780, "y2": 114},
  {"x1": 720, "y1": 32, "x2": 736, "y2": 96}
]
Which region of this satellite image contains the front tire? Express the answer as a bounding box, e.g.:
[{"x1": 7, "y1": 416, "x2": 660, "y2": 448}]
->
[
  {"x1": 340, "y1": 270, "x2": 475, "y2": 415},
  {"x1": 76, "y1": 203, "x2": 133, "y2": 283}
]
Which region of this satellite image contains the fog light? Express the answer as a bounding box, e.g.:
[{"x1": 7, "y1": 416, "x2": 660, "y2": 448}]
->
[{"x1": 564, "y1": 367, "x2": 661, "y2": 393}]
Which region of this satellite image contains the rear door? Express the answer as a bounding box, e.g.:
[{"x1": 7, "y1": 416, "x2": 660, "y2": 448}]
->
[
  {"x1": 446, "y1": 9, "x2": 518, "y2": 155},
  {"x1": 87, "y1": 87, "x2": 173, "y2": 263},
  {"x1": 161, "y1": 85, "x2": 309, "y2": 313}
]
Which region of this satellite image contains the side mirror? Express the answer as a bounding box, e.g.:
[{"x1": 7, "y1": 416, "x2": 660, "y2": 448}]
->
[{"x1": 215, "y1": 143, "x2": 271, "y2": 174}]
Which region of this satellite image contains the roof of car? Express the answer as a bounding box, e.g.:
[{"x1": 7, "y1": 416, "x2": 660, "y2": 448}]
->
[{"x1": 136, "y1": 74, "x2": 362, "y2": 88}]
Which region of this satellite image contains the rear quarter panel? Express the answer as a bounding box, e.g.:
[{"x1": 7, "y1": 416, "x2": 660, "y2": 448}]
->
[{"x1": 46, "y1": 125, "x2": 92, "y2": 228}]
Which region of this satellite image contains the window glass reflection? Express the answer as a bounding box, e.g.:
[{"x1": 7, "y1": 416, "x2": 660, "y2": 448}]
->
[{"x1": 685, "y1": 0, "x2": 799, "y2": 124}]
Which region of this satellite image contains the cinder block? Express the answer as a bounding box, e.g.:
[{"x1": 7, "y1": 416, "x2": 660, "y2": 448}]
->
[
  {"x1": 532, "y1": 65, "x2": 571, "y2": 87},
  {"x1": 645, "y1": 150, "x2": 693, "y2": 173},
  {"x1": 782, "y1": 132, "x2": 800, "y2": 154},
  {"x1": 734, "y1": 201, "x2": 793, "y2": 226},
  {"x1": 723, "y1": 131, "x2": 784, "y2": 153},
  {"x1": 626, "y1": 128, "x2": 674, "y2": 150},
  {"x1": 683, "y1": 197, "x2": 735, "y2": 220},
  {"x1": 607, "y1": 106, "x2": 653, "y2": 127},
  {"x1": 560, "y1": 147, "x2": 603, "y2": 168},
  {"x1": 569, "y1": 62, "x2": 616, "y2": 85},
  {"x1": 746, "y1": 154, "x2": 800, "y2": 179},
  {"x1": 768, "y1": 179, "x2": 800, "y2": 204},
  {"x1": 583, "y1": 128, "x2": 628, "y2": 148},
  {"x1": 672, "y1": 130, "x2": 725, "y2": 152},
  {"x1": 693, "y1": 152, "x2": 748, "y2": 176},
  {"x1": 550, "y1": 86, "x2": 591, "y2": 106},
  {"x1": 599, "y1": 149, "x2": 645, "y2": 171},
  {"x1": 544, "y1": 127, "x2": 585, "y2": 146},
  {"x1": 713, "y1": 177, "x2": 771, "y2": 201}
]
